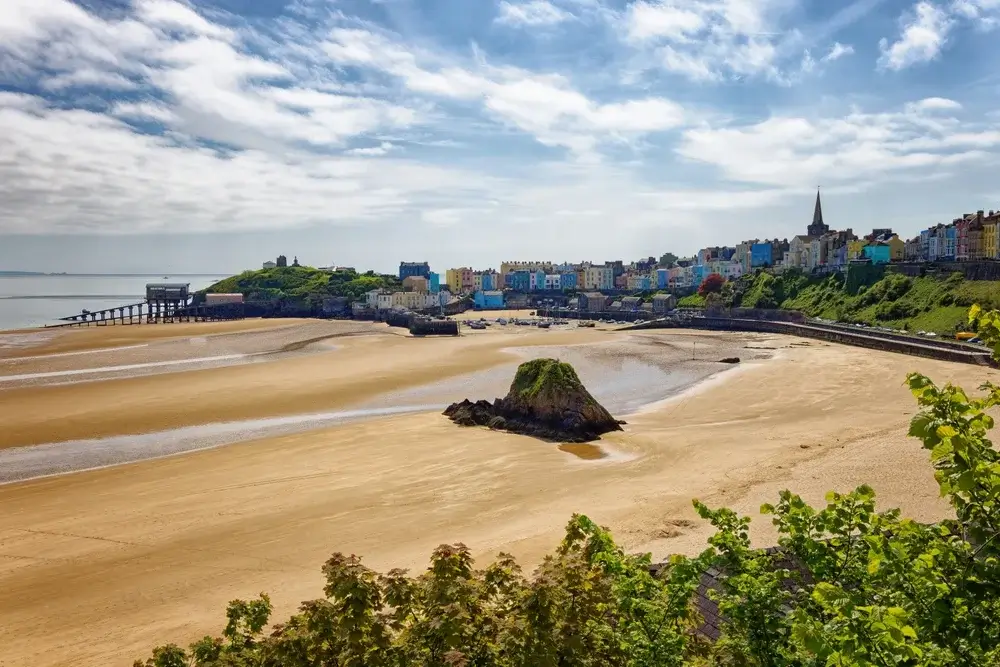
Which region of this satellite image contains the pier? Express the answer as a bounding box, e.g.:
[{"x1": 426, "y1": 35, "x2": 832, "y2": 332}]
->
[{"x1": 47, "y1": 283, "x2": 245, "y2": 328}]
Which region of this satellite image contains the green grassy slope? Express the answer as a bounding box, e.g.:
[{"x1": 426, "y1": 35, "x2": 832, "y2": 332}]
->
[
  {"x1": 734, "y1": 270, "x2": 1000, "y2": 336},
  {"x1": 203, "y1": 266, "x2": 401, "y2": 303}
]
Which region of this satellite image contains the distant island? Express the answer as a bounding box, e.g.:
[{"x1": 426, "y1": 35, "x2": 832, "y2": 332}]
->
[{"x1": 0, "y1": 271, "x2": 61, "y2": 276}]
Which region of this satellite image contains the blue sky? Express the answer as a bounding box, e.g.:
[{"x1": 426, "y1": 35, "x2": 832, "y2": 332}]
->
[{"x1": 1, "y1": 0, "x2": 1000, "y2": 274}]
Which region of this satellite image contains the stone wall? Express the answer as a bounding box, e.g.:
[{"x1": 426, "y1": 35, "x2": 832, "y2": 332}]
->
[
  {"x1": 410, "y1": 319, "x2": 459, "y2": 336},
  {"x1": 383, "y1": 311, "x2": 413, "y2": 328},
  {"x1": 704, "y1": 306, "x2": 806, "y2": 323},
  {"x1": 889, "y1": 261, "x2": 1000, "y2": 281},
  {"x1": 684, "y1": 318, "x2": 994, "y2": 367}
]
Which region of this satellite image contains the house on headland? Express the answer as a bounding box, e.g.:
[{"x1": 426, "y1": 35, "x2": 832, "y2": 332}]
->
[{"x1": 578, "y1": 292, "x2": 608, "y2": 313}]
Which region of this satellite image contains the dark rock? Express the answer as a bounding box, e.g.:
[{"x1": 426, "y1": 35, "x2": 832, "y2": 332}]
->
[
  {"x1": 718, "y1": 357, "x2": 740, "y2": 364},
  {"x1": 443, "y1": 358, "x2": 624, "y2": 443}
]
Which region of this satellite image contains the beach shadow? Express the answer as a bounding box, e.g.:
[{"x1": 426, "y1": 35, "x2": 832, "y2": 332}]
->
[{"x1": 558, "y1": 443, "x2": 609, "y2": 460}]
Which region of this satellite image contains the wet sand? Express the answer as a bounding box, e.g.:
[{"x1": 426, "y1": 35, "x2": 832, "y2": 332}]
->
[
  {"x1": 0, "y1": 318, "x2": 317, "y2": 359},
  {"x1": 0, "y1": 321, "x2": 378, "y2": 388},
  {"x1": 0, "y1": 322, "x2": 995, "y2": 666}
]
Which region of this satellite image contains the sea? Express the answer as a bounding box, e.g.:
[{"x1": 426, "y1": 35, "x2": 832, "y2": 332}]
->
[{"x1": 0, "y1": 274, "x2": 228, "y2": 331}]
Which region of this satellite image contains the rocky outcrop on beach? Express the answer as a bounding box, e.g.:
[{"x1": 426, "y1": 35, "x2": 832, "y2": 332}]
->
[{"x1": 443, "y1": 358, "x2": 625, "y2": 442}]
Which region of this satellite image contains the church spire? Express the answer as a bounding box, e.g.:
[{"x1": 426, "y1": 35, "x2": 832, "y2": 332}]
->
[
  {"x1": 807, "y1": 187, "x2": 829, "y2": 237},
  {"x1": 812, "y1": 187, "x2": 824, "y2": 227}
]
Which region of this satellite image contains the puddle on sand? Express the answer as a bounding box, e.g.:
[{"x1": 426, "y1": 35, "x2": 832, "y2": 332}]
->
[
  {"x1": 558, "y1": 443, "x2": 608, "y2": 460},
  {"x1": 0, "y1": 353, "x2": 250, "y2": 382},
  {"x1": 364, "y1": 344, "x2": 703, "y2": 417}
]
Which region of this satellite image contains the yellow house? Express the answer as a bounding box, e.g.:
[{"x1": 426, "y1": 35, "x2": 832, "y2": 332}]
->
[
  {"x1": 887, "y1": 235, "x2": 905, "y2": 261},
  {"x1": 847, "y1": 240, "x2": 866, "y2": 261},
  {"x1": 984, "y1": 216, "x2": 1000, "y2": 259},
  {"x1": 445, "y1": 269, "x2": 462, "y2": 293},
  {"x1": 390, "y1": 291, "x2": 434, "y2": 310}
]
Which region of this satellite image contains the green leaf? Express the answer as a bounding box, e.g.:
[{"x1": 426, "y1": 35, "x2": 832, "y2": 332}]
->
[{"x1": 936, "y1": 425, "x2": 958, "y2": 438}]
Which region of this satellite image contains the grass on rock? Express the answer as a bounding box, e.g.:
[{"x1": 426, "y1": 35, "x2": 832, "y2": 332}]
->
[{"x1": 510, "y1": 358, "x2": 586, "y2": 400}]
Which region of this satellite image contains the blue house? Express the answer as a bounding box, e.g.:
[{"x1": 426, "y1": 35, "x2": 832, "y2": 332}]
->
[
  {"x1": 509, "y1": 270, "x2": 531, "y2": 292},
  {"x1": 474, "y1": 290, "x2": 505, "y2": 309},
  {"x1": 481, "y1": 273, "x2": 494, "y2": 291},
  {"x1": 863, "y1": 245, "x2": 891, "y2": 264},
  {"x1": 944, "y1": 226, "x2": 957, "y2": 260},
  {"x1": 560, "y1": 272, "x2": 578, "y2": 290},
  {"x1": 656, "y1": 268, "x2": 669, "y2": 289},
  {"x1": 750, "y1": 243, "x2": 773, "y2": 267},
  {"x1": 399, "y1": 262, "x2": 430, "y2": 280},
  {"x1": 429, "y1": 272, "x2": 441, "y2": 293}
]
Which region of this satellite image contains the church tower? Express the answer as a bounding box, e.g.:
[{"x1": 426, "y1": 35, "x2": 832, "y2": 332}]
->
[{"x1": 807, "y1": 188, "x2": 829, "y2": 237}]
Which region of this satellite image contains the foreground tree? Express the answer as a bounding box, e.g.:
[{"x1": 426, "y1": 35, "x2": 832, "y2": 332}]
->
[
  {"x1": 698, "y1": 273, "x2": 726, "y2": 298},
  {"x1": 136, "y1": 307, "x2": 1000, "y2": 667}
]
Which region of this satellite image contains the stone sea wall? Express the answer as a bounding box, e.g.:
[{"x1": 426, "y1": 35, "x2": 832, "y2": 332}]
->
[{"x1": 679, "y1": 318, "x2": 995, "y2": 367}]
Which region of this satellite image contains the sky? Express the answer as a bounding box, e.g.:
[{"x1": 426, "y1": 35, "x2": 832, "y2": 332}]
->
[{"x1": 2, "y1": 0, "x2": 1000, "y2": 274}]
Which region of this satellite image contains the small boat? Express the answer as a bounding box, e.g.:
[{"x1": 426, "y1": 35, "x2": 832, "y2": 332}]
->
[{"x1": 537, "y1": 321, "x2": 551, "y2": 329}]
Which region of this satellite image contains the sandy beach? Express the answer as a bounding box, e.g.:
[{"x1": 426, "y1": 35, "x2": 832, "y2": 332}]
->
[{"x1": 0, "y1": 318, "x2": 995, "y2": 666}]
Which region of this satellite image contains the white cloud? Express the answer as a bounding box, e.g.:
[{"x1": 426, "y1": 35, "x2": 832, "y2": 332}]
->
[
  {"x1": 907, "y1": 96, "x2": 963, "y2": 111},
  {"x1": 0, "y1": 96, "x2": 488, "y2": 234},
  {"x1": 1, "y1": 0, "x2": 1000, "y2": 247},
  {"x1": 878, "y1": 1, "x2": 953, "y2": 70},
  {"x1": 624, "y1": 2, "x2": 705, "y2": 41},
  {"x1": 676, "y1": 100, "x2": 998, "y2": 189},
  {"x1": 347, "y1": 141, "x2": 396, "y2": 156},
  {"x1": 323, "y1": 28, "x2": 685, "y2": 158},
  {"x1": 952, "y1": 0, "x2": 1000, "y2": 28},
  {"x1": 822, "y1": 41, "x2": 855, "y2": 62},
  {"x1": 495, "y1": 1, "x2": 571, "y2": 26},
  {"x1": 657, "y1": 45, "x2": 722, "y2": 82},
  {"x1": 111, "y1": 101, "x2": 177, "y2": 123},
  {"x1": 40, "y1": 68, "x2": 138, "y2": 90},
  {"x1": 136, "y1": 0, "x2": 234, "y2": 40},
  {"x1": 618, "y1": 0, "x2": 801, "y2": 83}
]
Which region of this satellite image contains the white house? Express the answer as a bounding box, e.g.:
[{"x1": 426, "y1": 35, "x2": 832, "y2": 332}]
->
[
  {"x1": 544, "y1": 274, "x2": 562, "y2": 290},
  {"x1": 262, "y1": 260, "x2": 276, "y2": 269},
  {"x1": 584, "y1": 265, "x2": 614, "y2": 290},
  {"x1": 722, "y1": 260, "x2": 743, "y2": 280}
]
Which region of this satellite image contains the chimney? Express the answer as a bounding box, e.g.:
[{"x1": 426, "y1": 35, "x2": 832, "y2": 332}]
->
[{"x1": 978, "y1": 210, "x2": 985, "y2": 219}]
